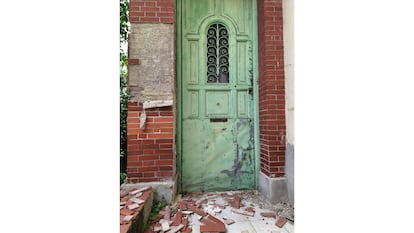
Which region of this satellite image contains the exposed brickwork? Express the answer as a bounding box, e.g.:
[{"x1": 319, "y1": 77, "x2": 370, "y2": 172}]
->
[
  {"x1": 127, "y1": 101, "x2": 175, "y2": 183},
  {"x1": 129, "y1": 0, "x2": 175, "y2": 23},
  {"x1": 257, "y1": 0, "x2": 286, "y2": 177},
  {"x1": 128, "y1": 58, "x2": 140, "y2": 65}
]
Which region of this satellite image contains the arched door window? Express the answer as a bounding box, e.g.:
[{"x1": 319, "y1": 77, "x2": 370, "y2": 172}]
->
[{"x1": 206, "y1": 23, "x2": 229, "y2": 83}]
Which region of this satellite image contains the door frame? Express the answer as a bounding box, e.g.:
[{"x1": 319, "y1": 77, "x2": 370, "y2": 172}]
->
[{"x1": 176, "y1": 0, "x2": 260, "y2": 191}]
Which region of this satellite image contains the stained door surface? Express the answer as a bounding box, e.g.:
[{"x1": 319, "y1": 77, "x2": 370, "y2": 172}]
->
[{"x1": 179, "y1": 0, "x2": 256, "y2": 192}]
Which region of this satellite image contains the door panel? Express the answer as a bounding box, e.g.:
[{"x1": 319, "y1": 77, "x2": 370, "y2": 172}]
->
[{"x1": 179, "y1": 0, "x2": 255, "y2": 192}]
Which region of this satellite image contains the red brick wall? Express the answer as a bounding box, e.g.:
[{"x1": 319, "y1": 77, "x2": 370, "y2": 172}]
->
[
  {"x1": 127, "y1": 102, "x2": 175, "y2": 183},
  {"x1": 129, "y1": 0, "x2": 175, "y2": 23},
  {"x1": 257, "y1": 0, "x2": 286, "y2": 177}
]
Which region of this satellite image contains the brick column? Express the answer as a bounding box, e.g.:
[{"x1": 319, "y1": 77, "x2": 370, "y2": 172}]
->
[
  {"x1": 129, "y1": 0, "x2": 175, "y2": 23},
  {"x1": 127, "y1": 0, "x2": 176, "y2": 183},
  {"x1": 257, "y1": 0, "x2": 286, "y2": 177},
  {"x1": 127, "y1": 102, "x2": 174, "y2": 183}
]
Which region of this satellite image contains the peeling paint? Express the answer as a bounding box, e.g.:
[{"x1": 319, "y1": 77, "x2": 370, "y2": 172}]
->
[{"x1": 179, "y1": 0, "x2": 257, "y2": 192}]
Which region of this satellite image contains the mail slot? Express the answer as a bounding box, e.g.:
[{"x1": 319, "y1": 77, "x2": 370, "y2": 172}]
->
[{"x1": 210, "y1": 118, "x2": 228, "y2": 122}]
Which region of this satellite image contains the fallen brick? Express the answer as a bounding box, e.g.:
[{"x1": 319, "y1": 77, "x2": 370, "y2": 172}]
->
[
  {"x1": 164, "y1": 206, "x2": 171, "y2": 221},
  {"x1": 120, "y1": 201, "x2": 126, "y2": 206},
  {"x1": 245, "y1": 207, "x2": 255, "y2": 213},
  {"x1": 232, "y1": 208, "x2": 255, "y2": 217},
  {"x1": 179, "y1": 201, "x2": 187, "y2": 210},
  {"x1": 122, "y1": 215, "x2": 134, "y2": 223},
  {"x1": 129, "y1": 189, "x2": 140, "y2": 195},
  {"x1": 200, "y1": 224, "x2": 226, "y2": 232},
  {"x1": 232, "y1": 195, "x2": 241, "y2": 209},
  {"x1": 127, "y1": 203, "x2": 140, "y2": 210},
  {"x1": 195, "y1": 198, "x2": 208, "y2": 206},
  {"x1": 159, "y1": 219, "x2": 170, "y2": 232},
  {"x1": 172, "y1": 210, "x2": 182, "y2": 225},
  {"x1": 181, "y1": 228, "x2": 192, "y2": 233},
  {"x1": 200, "y1": 217, "x2": 216, "y2": 226},
  {"x1": 166, "y1": 224, "x2": 184, "y2": 233},
  {"x1": 120, "y1": 190, "x2": 129, "y2": 198},
  {"x1": 275, "y1": 217, "x2": 287, "y2": 228},
  {"x1": 120, "y1": 223, "x2": 131, "y2": 232},
  {"x1": 120, "y1": 208, "x2": 134, "y2": 216},
  {"x1": 135, "y1": 192, "x2": 143, "y2": 198},
  {"x1": 260, "y1": 212, "x2": 276, "y2": 218},
  {"x1": 205, "y1": 215, "x2": 225, "y2": 226},
  {"x1": 153, "y1": 225, "x2": 162, "y2": 232},
  {"x1": 188, "y1": 204, "x2": 207, "y2": 217},
  {"x1": 181, "y1": 210, "x2": 193, "y2": 215},
  {"x1": 182, "y1": 217, "x2": 188, "y2": 229},
  {"x1": 130, "y1": 197, "x2": 145, "y2": 204}
]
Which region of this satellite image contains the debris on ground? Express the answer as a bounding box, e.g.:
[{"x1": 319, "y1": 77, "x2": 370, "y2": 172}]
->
[
  {"x1": 275, "y1": 217, "x2": 287, "y2": 228},
  {"x1": 144, "y1": 190, "x2": 294, "y2": 233},
  {"x1": 119, "y1": 186, "x2": 153, "y2": 233}
]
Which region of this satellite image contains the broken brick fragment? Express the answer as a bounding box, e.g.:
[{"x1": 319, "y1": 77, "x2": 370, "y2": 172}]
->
[
  {"x1": 275, "y1": 217, "x2": 287, "y2": 228},
  {"x1": 188, "y1": 203, "x2": 207, "y2": 217},
  {"x1": 122, "y1": 215, "x2": 134, "y2": 223},
  {"x1": 182, "y1": 217, "x2": 189, "y2": 230},
  {"x1": 120, "y1": 208, "x2": 134, "y2": 216},
  {"x1": 181, "y1": 228, "x2": 192, "y2": 233},
  {"x1": 172, "y1": 210, "x2": 182, "y2": 225},
  {"x1": 232, "y1": 208, "x2": 255, "y2": 217},
  {"x1": 182, "y1": 210, "x2": 193, "y2": 215},
  {"x1": 160, "y1": 219, "x2": 170, "y2": 231},
  {"x1": 164, "y1": 206, "x2": 171, "y2": 221},
  {"x1": 245, "y1": 207, "x2": 255, "y2": 213},
  {"x1": 200, "y1": 224, "x2": 226, "y2": 232},
  {"x1": 128, "y1": 188, "x2": 140, "y2": 195},
  {"x1": 127, "y1": 203, "x2": 140, "y2": 210},
  {"x1": 201, "y1": 217, "x2": 216, "y2": 226},
  {"x1": 179, "y1": 201, "x2": 187, "y2": 210},
  {"x1": 205, "y1": 215, "x2": 225, "y2": 226},
  {"x1": 165, "y1": 224, "x2": 184, "y2": 233},
  {"x1": 130, "y1": 197, "x2": 145, "y2": 204},
  {"x1": 232, "y1": 195, "x2": 241, "y2": 209},
  {"x1": 120, "y1": 190, "x2": 129, "y2": 198},
  {"x1": 260, "y1": 212, "x2": 277, "y2": 218}
]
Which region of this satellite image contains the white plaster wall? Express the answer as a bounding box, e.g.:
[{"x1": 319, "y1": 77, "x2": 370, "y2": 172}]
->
[{"x1": 283, "y1": 0, "x2": 294, "y2": 207}]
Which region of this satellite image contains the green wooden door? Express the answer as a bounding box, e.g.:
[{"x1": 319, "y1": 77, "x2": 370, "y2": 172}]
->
[{"x1": 178, "y1": 0, "x2": 257, "y2": 192}]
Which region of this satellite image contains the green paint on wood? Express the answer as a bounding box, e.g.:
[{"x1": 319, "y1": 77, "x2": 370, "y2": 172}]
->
[{"x1": 177, "y1": 0, "x2": 258, "y2": 192}]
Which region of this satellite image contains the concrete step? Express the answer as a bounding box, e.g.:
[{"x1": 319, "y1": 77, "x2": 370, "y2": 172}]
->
[{"x1": 120, "y1": 186, "x2": 154, "y2": 233}]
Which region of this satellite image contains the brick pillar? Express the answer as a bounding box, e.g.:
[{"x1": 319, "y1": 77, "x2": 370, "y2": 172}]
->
[
  {"x1": 257, "y1": 0, "x2": 286, "y2": 177},
  {"x1": 126, "y1": 0, "x2": 176, "y2": 183},
  {"x1": 127, "y1": 102, "x2": 174, "y2": 183},
  {"x1": 129, "y1": 0, "x2": 175, "y2": 23}
]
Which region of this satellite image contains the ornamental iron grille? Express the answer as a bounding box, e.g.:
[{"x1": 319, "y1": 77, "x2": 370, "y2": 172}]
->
[{"x1": 207, "y1": 23, "x2": 229, "y2": 83}]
